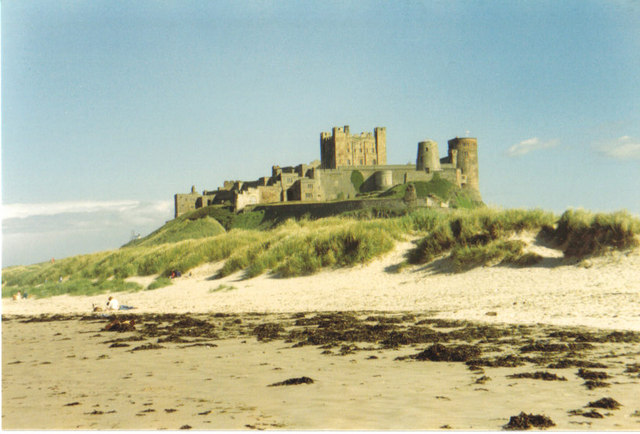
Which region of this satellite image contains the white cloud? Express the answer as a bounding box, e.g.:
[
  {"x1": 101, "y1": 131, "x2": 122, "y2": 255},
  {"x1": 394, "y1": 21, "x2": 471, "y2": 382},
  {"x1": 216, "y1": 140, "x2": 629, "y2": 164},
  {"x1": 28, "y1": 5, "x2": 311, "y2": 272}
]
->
[
  {"x1": 598, "y1": 136, "x2": 640, "y2": 160},
  {"x1": 1, "y1": 200, "x2": 173, "y2": 265},
  {"x1": 506, "y1": 137, "x2": 559, "y2": 157},
  {"x1": 2, "y1": 200, "x2": 146, "y2": 220}
]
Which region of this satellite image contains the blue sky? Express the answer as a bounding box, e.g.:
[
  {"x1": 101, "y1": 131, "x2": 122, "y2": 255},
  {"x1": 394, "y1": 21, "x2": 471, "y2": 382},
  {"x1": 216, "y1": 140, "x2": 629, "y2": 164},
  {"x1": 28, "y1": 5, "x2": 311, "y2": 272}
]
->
[{"x1": 2, "y1": 0, "x2": 640, "y2": 266}]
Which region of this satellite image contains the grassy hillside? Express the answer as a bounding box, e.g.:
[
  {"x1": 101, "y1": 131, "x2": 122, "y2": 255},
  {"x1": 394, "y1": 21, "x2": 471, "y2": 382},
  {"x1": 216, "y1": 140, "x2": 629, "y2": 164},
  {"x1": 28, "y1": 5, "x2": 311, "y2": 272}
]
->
[
  {"x1": 124, "y1": 215, "x2": 226, "y2": 247},
  {"x1": 377, "y1": 175, "x2": 481, "y2": 208},
  {"x1": 3, "y1": 207, "x2": 639, "y2": 299}
]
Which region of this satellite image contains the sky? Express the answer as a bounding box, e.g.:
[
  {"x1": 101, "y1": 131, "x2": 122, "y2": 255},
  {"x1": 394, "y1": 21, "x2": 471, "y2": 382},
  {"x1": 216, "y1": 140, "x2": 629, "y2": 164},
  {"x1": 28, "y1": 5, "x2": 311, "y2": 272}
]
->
[{"x1": 2, "y1": 0, "x2": 640, "y2": 267}]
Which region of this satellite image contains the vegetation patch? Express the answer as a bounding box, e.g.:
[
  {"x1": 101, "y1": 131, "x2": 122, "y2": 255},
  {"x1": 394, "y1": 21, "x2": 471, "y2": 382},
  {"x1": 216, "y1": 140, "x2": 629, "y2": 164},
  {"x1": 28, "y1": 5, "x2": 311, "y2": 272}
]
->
[
  {"x1": 503, "y1": 412, "x2": 555, "y2": 430},
  {"x1": 412, "y1": 343, "x2": 481, "y2": 362},
  {"x1": 587, "y1": 397, "x2": 622, "y2": 410},
  {"x1": 554, "y1": 209, "x2": 640, "y2": 257},
  {"x1": 350, "y1": 170, "x2": 364, "y2": 192},
  {"x1": 506, "y1": 371, "x2": 567, "y2": 381},
  {"x1": 268, "y1": 377, "x2": 314, "y2": 387},
  {"x1": 147, "y1": 277, "x2": 173, "y2": 290}
]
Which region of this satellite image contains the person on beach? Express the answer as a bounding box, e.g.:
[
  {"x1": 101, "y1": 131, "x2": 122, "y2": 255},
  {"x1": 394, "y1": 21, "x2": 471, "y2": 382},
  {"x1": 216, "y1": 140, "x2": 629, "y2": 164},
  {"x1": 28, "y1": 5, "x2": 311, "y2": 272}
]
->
[{"x1": 106, "y1": 296, "x2": 136, "y2": 311}]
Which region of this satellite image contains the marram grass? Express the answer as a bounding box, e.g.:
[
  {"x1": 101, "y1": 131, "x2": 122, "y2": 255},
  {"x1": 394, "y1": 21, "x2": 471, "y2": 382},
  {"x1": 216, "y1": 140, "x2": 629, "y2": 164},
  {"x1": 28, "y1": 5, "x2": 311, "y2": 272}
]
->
[{"x1": 2, "y1": 207, "x2": 639, "y2": 298}]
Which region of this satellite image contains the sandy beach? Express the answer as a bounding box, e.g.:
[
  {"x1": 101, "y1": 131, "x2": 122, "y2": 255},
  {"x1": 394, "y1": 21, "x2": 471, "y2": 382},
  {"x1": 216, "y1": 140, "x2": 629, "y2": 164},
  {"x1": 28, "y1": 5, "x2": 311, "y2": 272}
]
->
[{"x1": 3, "y1": 241, "x2": 640, "y2": 430}]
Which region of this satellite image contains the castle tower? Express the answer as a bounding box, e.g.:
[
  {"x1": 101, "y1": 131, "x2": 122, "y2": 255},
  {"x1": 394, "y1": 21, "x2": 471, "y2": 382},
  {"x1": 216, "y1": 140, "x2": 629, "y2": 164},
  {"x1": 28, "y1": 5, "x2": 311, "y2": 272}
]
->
[
  {"x1": 320, "y1": 125, "x2": 386, "y2": 169},
  {"x1": 416, "y1": 140, "x2": 440, "y2": 172},
  {"x1": 374, "y1": 127, "x2": 387, "y2": 165},
  {"x1": 447, "y1": 137, "x2": 479, "y2": 192}
]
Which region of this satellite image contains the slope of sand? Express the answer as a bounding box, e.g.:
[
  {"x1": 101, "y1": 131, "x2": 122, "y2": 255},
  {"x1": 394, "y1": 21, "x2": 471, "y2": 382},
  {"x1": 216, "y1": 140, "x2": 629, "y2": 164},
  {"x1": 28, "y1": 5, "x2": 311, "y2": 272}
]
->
[
  {"x1": 3, "y1": 239, "x2": 640, "y2": 331},
  {"x1": 3, "y1": 239, "x2": 640, "y2": 430}
]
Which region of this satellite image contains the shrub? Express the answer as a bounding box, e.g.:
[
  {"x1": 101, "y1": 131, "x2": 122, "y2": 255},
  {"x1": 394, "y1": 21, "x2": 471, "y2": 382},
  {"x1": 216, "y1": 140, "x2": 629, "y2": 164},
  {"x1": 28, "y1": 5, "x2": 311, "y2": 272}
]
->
[{"x1": 350, "y1": 170, "x2": 364, "y2": 192}]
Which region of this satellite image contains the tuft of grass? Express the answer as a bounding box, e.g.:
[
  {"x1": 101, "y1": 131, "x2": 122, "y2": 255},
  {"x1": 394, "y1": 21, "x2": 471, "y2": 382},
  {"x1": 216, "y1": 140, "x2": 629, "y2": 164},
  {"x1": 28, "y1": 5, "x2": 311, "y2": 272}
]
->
[
  {"x1": 408, "y1": 208, "x2": 556, "y2": 269},
  {"x1": 2, "y1": 278, "x2": 142, "y2": 299},
  {"x1": 209, "y1": 284, "x2": 236, "y2": 293},
  {"x1": 450, "y1": 240, "x2": 542, "y2": 271},
  {"x1": 147, "y1": 277, "x2": 173, "y2": 290},
  {"x1": 554, "y1": 209, "x2": 640, "y2": 257}
]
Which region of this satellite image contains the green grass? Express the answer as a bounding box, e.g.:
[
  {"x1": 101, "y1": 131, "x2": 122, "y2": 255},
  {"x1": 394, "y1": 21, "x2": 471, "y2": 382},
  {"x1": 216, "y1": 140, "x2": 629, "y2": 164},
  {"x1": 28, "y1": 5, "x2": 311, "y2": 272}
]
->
[
  {"x1": 351, "y1": 170, "x2": 364, "y2": 192},
  {"x1": 147, "y1": 276, "x2": 173, "y2": 290},
  {"x1": 450, "y1": 240, "x2": 542, "y2": 271},
  {"x1": 554, "y1": 209, "x2": 640, "y2": 257},
  {"x1": 3, "y1": 206, "x2": 639, "y2": 298},
  {"x1": 209, "y1": 283, "x2": 236, "y2": 293},
  {"x1": 2, "y1": 278, "x2": 142, "y2": 299},
  {"x1": 125, "y1": 215, "x2": 226, "y2": 247}
]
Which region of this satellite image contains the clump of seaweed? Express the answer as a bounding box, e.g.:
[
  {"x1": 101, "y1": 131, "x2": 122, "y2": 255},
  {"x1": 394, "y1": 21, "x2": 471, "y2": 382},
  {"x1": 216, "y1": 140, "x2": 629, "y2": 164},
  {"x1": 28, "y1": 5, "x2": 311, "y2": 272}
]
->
[
  {"x1": 547, "y1": 358, "x2": 607, "y2": 369},
  {"x1": 507, "y1": 371, "x2": 567, "y2": 381},
  {"x1": 253, "y1": 323, "x2": 284, "y2": 341},
  {"x1": 588, "y1": 397, "x2": 622, "y2": 410},
  {"x1": 582, "y1": 410, "x2": 604, "y2": 419},
  {"x1": 131, "y1": 343, "x2": 164, "y2": 351},
  {"x1": 412, "y1": 343, "x2": 481, "y2": 362},
  {"x1": 503, "y1": 412, "x2": 555, "y2": 430},
  {"x1": 583, "y1": 380, "x2": 610, "y2": 390},
  {"x1": 577, "y1": 368, "x2": 609, "y2": 380},
  {"x1": 268, "y1": 377, "x2": 314, "y2": 387}
]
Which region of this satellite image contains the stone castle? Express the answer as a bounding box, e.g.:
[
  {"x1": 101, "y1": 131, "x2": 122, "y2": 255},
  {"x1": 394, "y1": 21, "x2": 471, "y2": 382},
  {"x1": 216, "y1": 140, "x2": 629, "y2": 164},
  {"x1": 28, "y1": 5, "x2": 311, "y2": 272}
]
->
[{"x1": 174, "y1": 125, "x2": 480, "y2": 217}]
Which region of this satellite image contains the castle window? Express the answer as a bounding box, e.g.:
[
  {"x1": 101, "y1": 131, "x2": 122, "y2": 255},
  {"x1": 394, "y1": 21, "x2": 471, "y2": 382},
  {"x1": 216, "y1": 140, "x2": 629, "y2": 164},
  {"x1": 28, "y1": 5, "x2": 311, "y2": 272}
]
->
[
  {"x1": 373, "y1": 159, "x2": 377, "y2": 164},
  {"x1": 347, "y1": 160, "x2": 351, "y2": 165},
  {"x1": 359, "y1": 159, "x2": 363, "y2": 165}
]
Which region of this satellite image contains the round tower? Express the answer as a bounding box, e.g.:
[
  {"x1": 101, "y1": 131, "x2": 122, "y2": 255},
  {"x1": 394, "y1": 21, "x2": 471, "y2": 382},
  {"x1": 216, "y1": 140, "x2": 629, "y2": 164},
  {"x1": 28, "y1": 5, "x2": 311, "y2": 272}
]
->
[
  {"x1": 447, "y1": 137, "x2": 479, "y2": 192},
  {"x1": 375, "y1": 170, "x2": 393, "y2": 190},
  {"x1": 416, "y1": 140, "x2": 441, "y2": 172}
]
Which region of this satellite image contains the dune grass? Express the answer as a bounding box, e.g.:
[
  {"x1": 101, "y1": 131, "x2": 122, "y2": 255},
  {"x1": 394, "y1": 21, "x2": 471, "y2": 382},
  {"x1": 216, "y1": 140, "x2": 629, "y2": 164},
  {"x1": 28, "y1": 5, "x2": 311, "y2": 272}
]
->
[
  {"x1": 146, "y1": 276, "x2": 173, "y2": 290},
  {"x1": 124, "y1": 215, "x2": 226, "y2": 247},
  {"x1": 554, "y1": 209, "x2": 640, "y2": 257},
  {"x1": 407, "y1": 208, "x2": 557, "y2": 265},
  {"x1": 3, "y1": 207, "x2": 639, "y2": 298},
  {"x1": 408, "y1": 207, "x2": 640, "y2": 270},
  {"x1": 1, "y1": 278, "x2": 142, "y2": 300}
]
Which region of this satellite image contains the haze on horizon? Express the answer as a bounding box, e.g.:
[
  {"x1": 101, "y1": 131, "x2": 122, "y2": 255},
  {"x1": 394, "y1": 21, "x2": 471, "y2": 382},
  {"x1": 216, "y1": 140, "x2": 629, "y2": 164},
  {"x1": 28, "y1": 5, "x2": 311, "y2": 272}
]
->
[{"x1": 2, "y1": 0, "x2": 640, "y2": 267}]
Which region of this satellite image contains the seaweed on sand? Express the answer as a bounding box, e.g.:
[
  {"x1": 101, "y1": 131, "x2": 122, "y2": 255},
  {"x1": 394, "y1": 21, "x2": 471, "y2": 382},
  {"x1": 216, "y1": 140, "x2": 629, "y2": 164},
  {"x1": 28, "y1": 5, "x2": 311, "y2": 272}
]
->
[
  {"x1": 577, "y1": 368, "x2": 609, "y2": 380},
  {"x1": 253, "y1": 323, "x2": 284, "y2": 341},
  {"x1": 503, "y1": 412, "x2": 555, "y2": 430},
  {"x1": 507, "y1": 371, "x2": 567, "y2": 381},
  {"x1": 587, "y1": 397, "x2": 622, "y2": 410},
  {"x1": 268, "y1": 377, "x2": 314, "y2": 387},
  {"x1": 412, "y1": 343, "x2": 481, "y2": 362}
]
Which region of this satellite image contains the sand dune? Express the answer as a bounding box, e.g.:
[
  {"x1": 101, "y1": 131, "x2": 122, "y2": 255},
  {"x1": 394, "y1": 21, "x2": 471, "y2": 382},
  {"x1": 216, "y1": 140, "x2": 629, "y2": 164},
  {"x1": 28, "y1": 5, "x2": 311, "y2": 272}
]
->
[{"x1": 3, "y1": 240, "x2": 640, "y2": 331}]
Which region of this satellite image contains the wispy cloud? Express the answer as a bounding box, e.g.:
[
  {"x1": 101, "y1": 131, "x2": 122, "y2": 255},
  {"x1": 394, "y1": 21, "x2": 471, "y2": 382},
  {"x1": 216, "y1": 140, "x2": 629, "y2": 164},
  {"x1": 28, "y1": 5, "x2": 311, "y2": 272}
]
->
[
  {"x1": 2, "y1": 200, "x2": 173, "y2": 266},
  {"x1": 506, "y1": 137, "x2": 559, "y2": 157},
  {"x1": 3, "y1": 200, "x2": 143, "y2": 220},
  {"x1": 2, "y1": 200, "x2": 172, "y2": 234},
  {"x1": 598, "y1": 136, "x2": 640, "y2": 160}
]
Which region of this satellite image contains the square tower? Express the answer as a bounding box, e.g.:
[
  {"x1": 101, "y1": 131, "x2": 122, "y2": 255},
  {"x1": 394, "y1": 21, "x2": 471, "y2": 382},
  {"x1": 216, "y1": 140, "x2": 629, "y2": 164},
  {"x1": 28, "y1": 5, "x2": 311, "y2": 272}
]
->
[{"x1": 320, "y1": 125, "x2": 386, "y2": 169}]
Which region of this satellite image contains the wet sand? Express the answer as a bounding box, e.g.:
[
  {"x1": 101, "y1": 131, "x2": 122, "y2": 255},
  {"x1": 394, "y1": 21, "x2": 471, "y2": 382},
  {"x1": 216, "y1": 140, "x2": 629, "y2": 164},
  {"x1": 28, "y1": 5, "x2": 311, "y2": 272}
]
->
[{"x1": 3, "y1": 312, "x2": 640, "y2": 430}]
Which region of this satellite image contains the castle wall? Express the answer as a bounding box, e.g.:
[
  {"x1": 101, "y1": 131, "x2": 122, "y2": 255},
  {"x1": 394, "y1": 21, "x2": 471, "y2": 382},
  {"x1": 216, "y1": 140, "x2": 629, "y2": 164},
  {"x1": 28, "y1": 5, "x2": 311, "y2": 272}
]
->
[
  {"x1": 174, "y1": 127, "x2": 481, "y2": 217},
  {"x1": 174, "y1": 192, "x2": 203, "y2": 218}
]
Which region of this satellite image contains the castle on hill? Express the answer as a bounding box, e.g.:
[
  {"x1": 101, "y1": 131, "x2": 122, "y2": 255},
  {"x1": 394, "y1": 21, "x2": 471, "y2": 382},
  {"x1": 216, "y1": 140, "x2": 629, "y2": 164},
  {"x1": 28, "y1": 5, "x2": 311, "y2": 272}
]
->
[{"x1": 174, "y1": 125, "x2": 480, "y2": 217}]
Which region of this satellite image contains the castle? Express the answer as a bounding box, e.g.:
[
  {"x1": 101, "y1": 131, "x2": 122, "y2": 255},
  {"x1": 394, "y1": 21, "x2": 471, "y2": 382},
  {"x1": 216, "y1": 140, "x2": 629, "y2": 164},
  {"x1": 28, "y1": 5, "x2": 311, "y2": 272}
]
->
[{"x1": 174, "y1": 125, "x2": 480, "y2": 217}]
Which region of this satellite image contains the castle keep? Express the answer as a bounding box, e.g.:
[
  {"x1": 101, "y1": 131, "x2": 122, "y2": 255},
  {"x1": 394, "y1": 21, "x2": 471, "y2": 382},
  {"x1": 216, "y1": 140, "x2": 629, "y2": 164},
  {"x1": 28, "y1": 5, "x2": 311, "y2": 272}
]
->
[{"x1": 174, "y1": 125, "x2": 480, "y2": 217}]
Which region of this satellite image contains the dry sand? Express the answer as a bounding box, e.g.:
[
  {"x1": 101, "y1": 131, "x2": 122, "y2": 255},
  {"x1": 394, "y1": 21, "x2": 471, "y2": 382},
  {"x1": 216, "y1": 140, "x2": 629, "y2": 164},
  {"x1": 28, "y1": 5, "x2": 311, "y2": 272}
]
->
[
  {"x1": 3, "y1": 239, "x2": 640, "y2": 330},
  {"x1": 3, "y1": 240, "x2": 640, "y2": 430}
]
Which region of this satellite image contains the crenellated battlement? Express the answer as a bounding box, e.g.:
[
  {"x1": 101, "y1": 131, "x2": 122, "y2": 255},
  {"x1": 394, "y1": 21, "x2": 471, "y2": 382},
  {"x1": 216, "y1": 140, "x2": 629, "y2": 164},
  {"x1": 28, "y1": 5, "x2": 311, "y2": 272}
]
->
[{"x1": 174, "y1": 125, "x2": 480, "y2": 216}]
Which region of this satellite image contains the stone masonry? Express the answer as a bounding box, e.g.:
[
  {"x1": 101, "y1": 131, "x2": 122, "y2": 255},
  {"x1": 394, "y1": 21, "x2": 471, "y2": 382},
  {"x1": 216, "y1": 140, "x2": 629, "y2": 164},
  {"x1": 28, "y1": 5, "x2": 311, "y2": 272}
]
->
[{"x1": 174, "y1": 125, "x2": 480, "y2": 217}]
